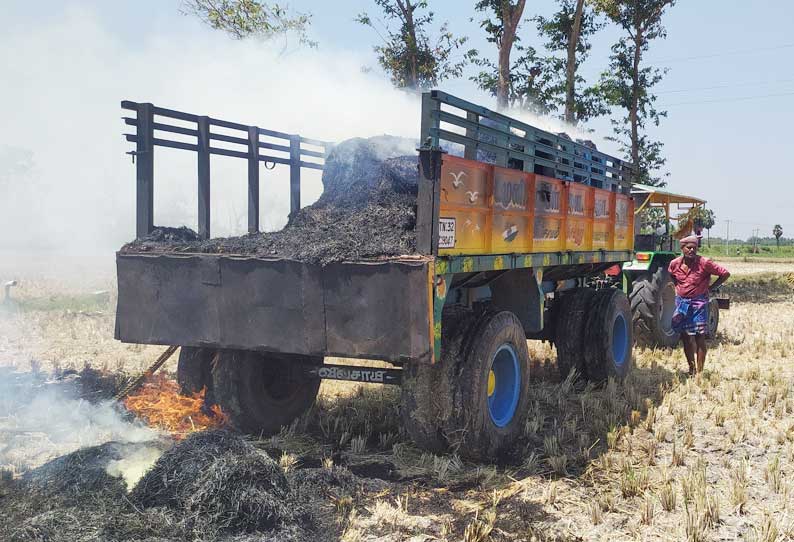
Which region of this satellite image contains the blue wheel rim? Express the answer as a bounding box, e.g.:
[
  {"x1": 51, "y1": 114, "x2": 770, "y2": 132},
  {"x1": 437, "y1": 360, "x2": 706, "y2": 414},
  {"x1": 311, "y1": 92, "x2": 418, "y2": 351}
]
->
[
  {"x1": 487, "y1": 344, "x2": 521, "y2": 427},
  {"x1": 612, "y1": 312, "x2": 628, "y2": 368}
]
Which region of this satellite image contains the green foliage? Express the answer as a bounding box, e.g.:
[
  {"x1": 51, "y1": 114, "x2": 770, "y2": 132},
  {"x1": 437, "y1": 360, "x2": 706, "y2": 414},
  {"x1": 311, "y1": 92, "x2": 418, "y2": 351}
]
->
[
  {"x1": 182, "y1": 0, "x2": 315, "y2": 46},
  {"x1": 773, "y1": 224, "x2": 783, "y2": 239},
  {"x1": 470, "y1": 47, "x2": 558, "y2": 114},
  {"x1": 532, "y1": 0, "x2": 609, "y2": 124},
  {"x1": 470, "y1": 0, "x2": 529, "y2": 110},
  {"x1": 595, "y1": 0, "x2": 676, "y2": 185},
  {"x1": 693, "y1": 208, "x2": 716, "y2": 230},
  {"x1": 357, "y1": 1, "x2": 473, "y2": 90}
]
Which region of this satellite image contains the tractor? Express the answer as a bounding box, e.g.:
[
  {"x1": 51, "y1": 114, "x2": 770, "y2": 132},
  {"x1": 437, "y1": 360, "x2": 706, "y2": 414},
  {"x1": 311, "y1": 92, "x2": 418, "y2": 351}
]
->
[{"x1": 622, "y1": 184, "x2": 727, "y2": 347}]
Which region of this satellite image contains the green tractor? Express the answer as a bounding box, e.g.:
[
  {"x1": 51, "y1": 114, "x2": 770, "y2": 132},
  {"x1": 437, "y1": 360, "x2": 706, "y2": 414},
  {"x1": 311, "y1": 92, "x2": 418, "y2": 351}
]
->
[{"x1": 622, "y1": 185, "x2": 723, "y2": 347}]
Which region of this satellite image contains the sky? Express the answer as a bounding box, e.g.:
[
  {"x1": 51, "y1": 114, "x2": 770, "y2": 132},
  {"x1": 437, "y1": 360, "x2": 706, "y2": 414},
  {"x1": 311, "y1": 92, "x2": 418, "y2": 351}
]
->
[{"x1": 1, "y1": 0, "x2": 793, "y2": 251}]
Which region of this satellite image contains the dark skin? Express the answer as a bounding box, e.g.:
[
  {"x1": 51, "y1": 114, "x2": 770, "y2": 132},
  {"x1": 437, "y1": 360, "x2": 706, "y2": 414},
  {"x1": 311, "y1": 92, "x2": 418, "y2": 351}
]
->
[{"x1": 676, "y1": 242, "x2": 730, "y2": 375}]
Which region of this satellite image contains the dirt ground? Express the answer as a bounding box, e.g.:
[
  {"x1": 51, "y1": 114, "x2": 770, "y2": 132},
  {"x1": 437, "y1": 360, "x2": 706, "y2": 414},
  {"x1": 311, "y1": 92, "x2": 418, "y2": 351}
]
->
[{"x1": 1, "y1": 258, "x2": 794, "y2": 541}]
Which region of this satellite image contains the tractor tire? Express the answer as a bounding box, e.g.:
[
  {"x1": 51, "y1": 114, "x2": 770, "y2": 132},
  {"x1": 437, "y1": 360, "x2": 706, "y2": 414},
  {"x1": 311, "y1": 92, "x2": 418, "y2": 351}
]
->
[
  {"x1": 707, "y1": 298, "x2": 720, "y2": 338},
  {"x1": 211, "y1": 350, "x2": 321, "y2": 435},
  {"x1": 554, "y1": 288, "x2": 596, "y2": 380},
  {"x1": 629, "y1": 267, "x2": 678, "y2": 348},
  {"x1": 584, "y1": 289, "x2": 633, "y2": 382},
  {"x1": 177, "y1": 347, "x2": 215, "y2": 395},
  {"x1": 401, "y1": 306, "x2": 477, "y2": 454},
  {"x1": 447, "y1": 311, "x2": 531, "y2": 459}
]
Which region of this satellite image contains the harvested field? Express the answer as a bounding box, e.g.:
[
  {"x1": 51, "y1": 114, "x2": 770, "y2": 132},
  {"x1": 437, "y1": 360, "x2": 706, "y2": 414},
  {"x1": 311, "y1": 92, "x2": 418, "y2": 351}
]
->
[{"x1": 2, "y1": 265, "x2": 794, "y2": 541}]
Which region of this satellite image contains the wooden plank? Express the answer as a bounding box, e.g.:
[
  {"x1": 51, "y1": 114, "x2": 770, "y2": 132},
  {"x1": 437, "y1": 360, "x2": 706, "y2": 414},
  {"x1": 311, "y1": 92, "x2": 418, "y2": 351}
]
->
[
  {"x1": 289, "y1": 134, "x2": 301, "y2": 213},
  {"x1": 135, "y1": 103, "x2": 154, "y2": 239},
  {"x1": 464, "y1": 111, "x2": 478, "y2": 160},
  {"x1": 415, "y1": 149, "x2": 442, "y2": 254},
  {"x1": 247, "y1": 126, "x2": 260, "y2": 234},
  {"x1": 197, "y1": 116, "x2": 211, "y2": 239}
]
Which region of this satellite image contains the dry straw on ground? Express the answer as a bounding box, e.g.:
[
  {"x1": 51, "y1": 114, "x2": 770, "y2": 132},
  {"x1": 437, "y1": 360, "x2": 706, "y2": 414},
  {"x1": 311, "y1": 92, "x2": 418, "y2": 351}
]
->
[{"x1": 2, "y1": 262, "x2": 794, "y2": 540}]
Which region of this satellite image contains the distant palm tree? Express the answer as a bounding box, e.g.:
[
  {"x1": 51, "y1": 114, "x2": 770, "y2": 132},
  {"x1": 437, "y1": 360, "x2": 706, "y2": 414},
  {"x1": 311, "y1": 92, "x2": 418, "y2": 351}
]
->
[{"x1": 773, "y1": 224, "x2": 783, "y2": 248}]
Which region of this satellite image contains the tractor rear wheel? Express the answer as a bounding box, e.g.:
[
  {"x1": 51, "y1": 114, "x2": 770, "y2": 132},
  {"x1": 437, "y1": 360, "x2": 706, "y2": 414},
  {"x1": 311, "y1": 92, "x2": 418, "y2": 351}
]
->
[
  {"x1": 554, "y1": 288, "x2": 596, "y2": 380},
  {"x1": 584, "y1": 289, "x2": 633, "y2": 382},
  {"x1": 629, "y1": 266, "x2": 678, "y2": 348},
  {"x1": 211, "y1": 350, "x2": 321, "y2": 435},
  {"x1": 707, "y1": 298, "x2": 720, "y2": 338}
]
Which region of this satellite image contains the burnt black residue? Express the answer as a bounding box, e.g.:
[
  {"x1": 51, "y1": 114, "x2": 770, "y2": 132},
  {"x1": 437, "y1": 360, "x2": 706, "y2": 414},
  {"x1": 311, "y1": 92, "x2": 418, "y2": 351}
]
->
[{"x1": 121, "y1": 136, "x2": 420, "y2": 266}]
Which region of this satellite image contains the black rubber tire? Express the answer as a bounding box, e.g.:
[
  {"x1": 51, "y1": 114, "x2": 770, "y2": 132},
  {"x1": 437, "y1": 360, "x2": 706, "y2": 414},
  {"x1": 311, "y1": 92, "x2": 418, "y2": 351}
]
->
[
  {"x1": 629, "y1": 266, "x2": 678, "y2": 348},
  {"x1": 177, "y1": 347, "x2": 215, "y2": 395},
  {"x1": 707, "y1": 298, "x2": 720, "y2": 338},
  {"x1": 400, "y1": 306, "x2": 477, "y2": 453},
  {"x1": 211, "y1": 350, "x2": 321, "y2": 435},
  {"x1": 584, "y1": 289, "x2": 633, "y2": 382},
  {"x1": 554, "y1": 288, "x2": 596, "y2": 380},
  {"x1": 448, "y1": 311, "x2": 531, "y2": 459}
]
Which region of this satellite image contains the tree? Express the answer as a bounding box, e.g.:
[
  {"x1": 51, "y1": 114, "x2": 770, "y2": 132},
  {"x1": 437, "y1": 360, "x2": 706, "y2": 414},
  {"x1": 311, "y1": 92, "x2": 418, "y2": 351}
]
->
[
  {"x1": 182, "y1": 0, "x2": 315, "y2": 46},
  {"x1": 595, "y1": 0, "x2": 676, "y2": 185},
  {"x1": 473, "y1": 0, "x2": 527, "y2": 110},
  {"x1": 533, "y1": 0, "x2": 608, "y2": 124},
  {"x1": 773, "y1": 224, "x2": 783, "y2": 248},
  {"x1": 356, "y1": 1, "x2": 473, "y2": 90},
  {"x1": 693, "y1": 207, "x2": 716, "y2": 247}
]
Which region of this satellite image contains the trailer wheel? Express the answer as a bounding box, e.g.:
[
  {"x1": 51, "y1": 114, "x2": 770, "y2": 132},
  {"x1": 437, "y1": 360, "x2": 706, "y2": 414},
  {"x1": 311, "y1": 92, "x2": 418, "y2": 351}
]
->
[
  {"x1": 211, "y1": 350, "x2": 321, "y2": 435},
  {"x1": 177, "y1": 347, "x2": 215, "y2": 395},
  {"x1": 629, "y1": 267, "x2": 678, "y2": 348},
  {"x1": 584, "y1": 289, "x2": 633, "y2": 382},
  {"x1": 707, "y1": 298, "x2": 720, "y2": 338},
  {"x1": 401, "y1": 306, "x2": 477, "y2": 453},
  {"x1": 449, "y1": 311, "x2": 530, "y2": 459},
  {"x1": 554, "y1": 288, "x2": 596, "y2": 380}
]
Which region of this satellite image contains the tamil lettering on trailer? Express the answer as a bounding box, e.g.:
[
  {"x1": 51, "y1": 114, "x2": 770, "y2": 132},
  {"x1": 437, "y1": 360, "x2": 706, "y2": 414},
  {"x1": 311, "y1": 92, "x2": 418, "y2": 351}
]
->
[
  {"x1": 318, "y1": 366, "x2": 386, "y2": 383},
  {"x1": 536, "y1": 182, "x2": 561, "y2": 213},
  {"x1": 494, "y1": 175, "x2": 527, "y2": 211},
  {"x1": 568, "y1": 192, "x2": 584, "y2": 216}
]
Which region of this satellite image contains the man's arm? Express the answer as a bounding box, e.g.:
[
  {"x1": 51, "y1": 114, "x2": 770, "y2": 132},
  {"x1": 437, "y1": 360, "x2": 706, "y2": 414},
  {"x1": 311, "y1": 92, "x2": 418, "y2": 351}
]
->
[{"x1": 705, "y1": 259, "x2": 730, "y2": 291}]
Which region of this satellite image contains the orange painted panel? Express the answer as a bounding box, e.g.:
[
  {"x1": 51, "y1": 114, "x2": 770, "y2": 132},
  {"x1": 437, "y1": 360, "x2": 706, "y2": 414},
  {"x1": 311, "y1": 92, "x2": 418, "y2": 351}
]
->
[
  {"x1": 533, "y1": 216, "x2": 565, "y2": 252},
  {"x1": 593, "y1": 188, "x2": 613, "y2": 221},
  {"x1": 440, "y1": 155, "x2": 491, "y2": 208},
  {"x1": 613, "y1": 224, "x2": 633, "y2": 250},
  {"x1": 592, "y1": 220, "x2": 614, "y2": 250},
  {"x1": 566, "y1": 183, "x2": 593, "y2": 218},
  {"x1": 533, "y1": 176, "x2": 565, "y2": 216},
  {"x1": 492, "y1": 213, "x2": 533, "y2": 253},
  {"x1": 438, "y1": 209, "x2": 491, "y2": 255},
  {"x1": 493, "y1": 167, "x2": 533, "y2": 212},
  {"x1": 565, "y1": 217, "x2": 593, "y2": 251},
  {"x1": 614, "y1": 193, "x2": 633, "y2": 227}
]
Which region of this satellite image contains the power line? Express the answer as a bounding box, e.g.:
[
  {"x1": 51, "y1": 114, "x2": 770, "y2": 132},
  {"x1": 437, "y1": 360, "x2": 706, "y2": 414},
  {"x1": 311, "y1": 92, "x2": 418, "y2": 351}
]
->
[
  {"x1": 648, "y1": 42, "x2": 794, "y2": 64},
  {"x1": 655, "y1": 77, "x2": 794, "y2": 95},
  {"x1": 659, "y1": 90, "x2": 794, "y2": 107}
]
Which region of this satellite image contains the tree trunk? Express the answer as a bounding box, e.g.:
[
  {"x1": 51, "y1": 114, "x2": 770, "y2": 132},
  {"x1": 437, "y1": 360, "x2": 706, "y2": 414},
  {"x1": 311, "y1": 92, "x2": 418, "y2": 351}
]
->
[
  {"x1": 398, "y1": 0, "x2": 419, "y2": 89},
  {"x1": 565, "y1": 0, "x2": 585, "y2": 124},
  {"x1": 630, "y1": 28, "x2": 643, "y2": 171},
  {"x1": 496, "y1": 0, "x2": 526, "y2": 110}
]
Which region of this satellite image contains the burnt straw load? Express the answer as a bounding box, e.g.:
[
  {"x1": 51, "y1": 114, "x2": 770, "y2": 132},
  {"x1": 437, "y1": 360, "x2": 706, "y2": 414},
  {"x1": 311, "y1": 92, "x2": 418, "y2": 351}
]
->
[{"x1": 122, "y1": 135, "x2": 420, "y2": 265}]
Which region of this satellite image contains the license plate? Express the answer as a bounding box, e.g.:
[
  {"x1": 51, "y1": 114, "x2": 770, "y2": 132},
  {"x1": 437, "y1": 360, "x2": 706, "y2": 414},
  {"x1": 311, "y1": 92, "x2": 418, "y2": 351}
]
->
[{"x1": 439, "y1": 218, "x2": 456, "y2": 248}]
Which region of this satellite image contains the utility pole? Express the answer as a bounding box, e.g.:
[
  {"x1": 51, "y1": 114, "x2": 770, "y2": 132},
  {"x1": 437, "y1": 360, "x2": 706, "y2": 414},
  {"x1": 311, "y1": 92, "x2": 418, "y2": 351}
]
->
[{"x1": 725, "y1": 220, "x2": 730, "y2": 256}]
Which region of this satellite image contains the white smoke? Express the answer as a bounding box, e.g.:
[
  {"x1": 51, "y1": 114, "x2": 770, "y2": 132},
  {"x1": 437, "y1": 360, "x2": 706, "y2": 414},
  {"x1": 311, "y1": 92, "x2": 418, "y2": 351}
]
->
[
  {"x1": 0, "y1": 4, "x2": 421, "y2": 257},
  {"x1": 0, "y1": 370, "x2": 163, "y2": 483}
]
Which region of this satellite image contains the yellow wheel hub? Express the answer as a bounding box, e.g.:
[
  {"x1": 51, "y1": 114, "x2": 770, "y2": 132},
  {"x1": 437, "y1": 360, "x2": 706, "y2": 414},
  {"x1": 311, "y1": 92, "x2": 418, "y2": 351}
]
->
[{"x1": 487, "y1": 370, "x2": 496, "y2": 396}]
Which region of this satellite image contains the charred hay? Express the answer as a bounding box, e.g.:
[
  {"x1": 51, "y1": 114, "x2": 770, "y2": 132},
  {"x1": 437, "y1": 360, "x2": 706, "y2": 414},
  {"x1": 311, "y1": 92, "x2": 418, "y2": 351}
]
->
[{"x1": 122, "y1": 136, "x2": 420, "y2": 265}]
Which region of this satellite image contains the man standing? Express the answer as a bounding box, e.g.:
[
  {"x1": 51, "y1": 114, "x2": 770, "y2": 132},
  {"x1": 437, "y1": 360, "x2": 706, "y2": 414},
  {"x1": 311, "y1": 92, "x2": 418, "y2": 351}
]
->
[{"x1": 668, "y1": 235, "x2": 731, "y2": 375}]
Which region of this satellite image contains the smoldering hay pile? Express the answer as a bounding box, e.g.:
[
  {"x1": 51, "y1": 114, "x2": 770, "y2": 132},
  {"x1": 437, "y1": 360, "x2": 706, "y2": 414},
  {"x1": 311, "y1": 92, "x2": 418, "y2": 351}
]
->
[
  {"x1": 0, "y1": 369, "x2": 385, "y2": 541},
  {"x1": 122, "y1": 135, "x2": 421, "y2": 265}
]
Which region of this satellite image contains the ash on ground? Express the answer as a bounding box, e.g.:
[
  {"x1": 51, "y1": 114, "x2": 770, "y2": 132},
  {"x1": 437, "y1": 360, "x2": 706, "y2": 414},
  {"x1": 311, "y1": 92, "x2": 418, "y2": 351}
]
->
[
  {"x1": 0, "y1": 430, "x2": 384, "y2": 542},
  {"x1": 122, "y1": 136, "x2": 420, "y2": 265}
]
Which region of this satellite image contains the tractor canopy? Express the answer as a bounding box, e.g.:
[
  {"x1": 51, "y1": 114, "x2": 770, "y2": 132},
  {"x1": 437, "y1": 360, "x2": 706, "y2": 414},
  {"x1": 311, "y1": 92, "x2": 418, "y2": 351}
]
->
[{"x1": 631, "y1": 184, "x2": 707, "y2": 255}]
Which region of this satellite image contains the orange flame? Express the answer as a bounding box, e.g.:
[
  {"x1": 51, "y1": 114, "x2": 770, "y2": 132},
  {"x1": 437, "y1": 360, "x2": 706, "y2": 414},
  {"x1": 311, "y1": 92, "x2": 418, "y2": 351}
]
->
[{"x1": 123, "y1": 374, "x2": 227, "y2": 438}]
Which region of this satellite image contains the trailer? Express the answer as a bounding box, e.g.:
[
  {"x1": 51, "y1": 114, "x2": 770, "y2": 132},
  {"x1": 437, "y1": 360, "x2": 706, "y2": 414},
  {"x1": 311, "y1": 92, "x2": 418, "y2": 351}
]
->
[{"x1": 116, "y1": 91, "x2": 636, "y2": 459}]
